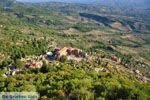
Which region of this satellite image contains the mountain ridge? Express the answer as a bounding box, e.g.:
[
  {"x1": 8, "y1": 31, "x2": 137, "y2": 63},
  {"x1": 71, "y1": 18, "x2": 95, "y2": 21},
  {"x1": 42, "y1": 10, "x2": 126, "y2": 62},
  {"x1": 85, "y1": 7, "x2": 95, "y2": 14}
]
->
[
  {"x1": 0, "y1": 0, "x2": 22, "y2": 7},
  {"x1": 16, "y1": 0, "x2": 150, "y2": 9}
]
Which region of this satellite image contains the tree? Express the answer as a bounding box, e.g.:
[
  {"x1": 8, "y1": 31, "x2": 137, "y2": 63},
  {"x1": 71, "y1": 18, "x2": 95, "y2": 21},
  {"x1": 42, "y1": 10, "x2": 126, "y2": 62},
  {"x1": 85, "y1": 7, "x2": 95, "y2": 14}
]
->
[
  {"x1": 15, "y1": 59, "x2": 25, "y2": 69},
  {"x1": 98, "y1": 59, "x2": 101, "y2": 65},
  {"x1": 1, "y1": 60, "x2": 9, "y2": 67},
  {"x1": 71, "y1": 60, "x2": 75, "y2": 65},
  {"x1": 41, "y1": 60, "x2": 48, "y2": 73},
  {"x1": 60, "y1": 55, "x2": 67, "y2": 63},
  {"x1": 22, "y1": 84, "x2": 37, "y2": 92},
  {"x1": 46, "y1": 20, "x2": 52, "y2": 25},
  {"x1": 41, "y1": 96, "x2": 48, "y2": 100},
  {"x1": 0, "y1": 68, "x2": 7, "y2": 75},
  {"x1": 70, "y1": 87, "x2": 94, "y2": 100}
]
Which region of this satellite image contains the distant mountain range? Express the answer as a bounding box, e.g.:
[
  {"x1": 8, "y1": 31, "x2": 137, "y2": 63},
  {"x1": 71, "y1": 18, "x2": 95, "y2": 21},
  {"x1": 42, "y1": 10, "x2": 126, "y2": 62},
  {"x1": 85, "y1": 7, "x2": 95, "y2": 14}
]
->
[
  {"x1": 16, "y1": 0, "x2": 150, "y2": 9},
  {"x1": 0, "y1": 0, "x2": 20, "y2": 7}
]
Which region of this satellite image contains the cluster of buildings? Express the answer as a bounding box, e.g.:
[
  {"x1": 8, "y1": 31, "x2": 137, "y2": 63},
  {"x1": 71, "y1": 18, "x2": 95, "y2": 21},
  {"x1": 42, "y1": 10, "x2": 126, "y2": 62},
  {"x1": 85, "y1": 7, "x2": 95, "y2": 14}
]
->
[
  {"x1": 110, "y1": 55, "x2": 121, "y2": 62},
  {"x1": 94, "y1": 68, "x2": 109, "y2": 73},
  {"x1": 28, "y1": 61, "x2": 43, "y2": 69},
  {"x1": 132, "y1": 69, "x2": 150, "y2": 82},
  {"x1": 54, "y1": 47, "x2": 87, "y2": 59},
  {"x1": 3, "y1": 65, "x2": 21, "y2": 77}
]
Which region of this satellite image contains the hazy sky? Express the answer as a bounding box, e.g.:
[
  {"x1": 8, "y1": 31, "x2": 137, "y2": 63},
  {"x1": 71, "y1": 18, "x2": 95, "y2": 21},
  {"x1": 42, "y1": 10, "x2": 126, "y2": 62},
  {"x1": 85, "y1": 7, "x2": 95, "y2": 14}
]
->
[
  {"x1": 16, "y1": 0, "x2": 51, "y2": 2},
  {"x1": 16, "y1": 0, "x2": 150, "y2": 9},
  {"x1": 16, "y1": 0, "x2": 149, "y2": 3}
]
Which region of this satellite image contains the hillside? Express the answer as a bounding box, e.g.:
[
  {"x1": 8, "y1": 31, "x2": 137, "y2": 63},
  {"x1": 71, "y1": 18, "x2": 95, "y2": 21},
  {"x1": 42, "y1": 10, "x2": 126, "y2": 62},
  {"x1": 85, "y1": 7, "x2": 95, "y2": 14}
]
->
[
  {"x1": 0, "y1": 0, "x2": 150, "y2": 100},
  {"x1": 17, "y1": 0, "x2": 150, "y2": 9},
  {"x1": 31, "y1": 2, "x2": 150, "y2": 20}
]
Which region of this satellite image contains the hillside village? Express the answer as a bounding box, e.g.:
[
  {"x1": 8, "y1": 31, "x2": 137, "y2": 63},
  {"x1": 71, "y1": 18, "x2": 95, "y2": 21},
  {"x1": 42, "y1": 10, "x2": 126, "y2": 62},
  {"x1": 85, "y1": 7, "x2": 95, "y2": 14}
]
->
[
  {"x1": 2, "y1": 45, "x2": 150, "y2": 83},
  {"x1": 3, "y1": 46, "x2": 87, "y2": 75},
  {"x1": 1, "y1": 45, "x2": 109, "y2": 75}
]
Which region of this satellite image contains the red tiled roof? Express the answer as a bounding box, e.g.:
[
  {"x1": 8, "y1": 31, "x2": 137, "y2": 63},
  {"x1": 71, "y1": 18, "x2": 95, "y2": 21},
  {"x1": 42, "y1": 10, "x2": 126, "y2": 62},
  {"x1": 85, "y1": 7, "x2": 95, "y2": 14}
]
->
[
  {"x1": 57, "y1": 47, "x2": 81, "y2": 56},
  {"x1": 57, "y1": 47, "x2": 68, "y2": 54},
  {"x1": 29, "y1": 62, "x2": 43, "y2": 69},
  {"x1": 111, "y1": 55, "x2": 120, "y2": 62},
  {"x1": 67, "y1": 47, "x2": 73, "y2": 51}
]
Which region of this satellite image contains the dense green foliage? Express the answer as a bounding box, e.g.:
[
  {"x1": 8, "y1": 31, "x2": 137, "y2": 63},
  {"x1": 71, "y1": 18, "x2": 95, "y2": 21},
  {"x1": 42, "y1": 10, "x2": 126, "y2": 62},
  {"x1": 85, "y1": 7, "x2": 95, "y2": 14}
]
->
[
  {"x1": 0, "y1": 62, "x2": 150, "y2": 100},
  {"x1": 60, "y1": 55, "x2": 67, "y2": 63},
  {"x1": 15, "y1": 59, "x2": 25, "y2": 69},
  {"x1": 0, "y1": 38, "x2": 48, "y2": 61}
]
